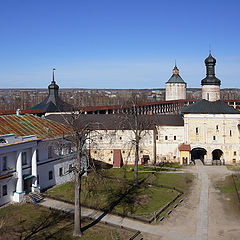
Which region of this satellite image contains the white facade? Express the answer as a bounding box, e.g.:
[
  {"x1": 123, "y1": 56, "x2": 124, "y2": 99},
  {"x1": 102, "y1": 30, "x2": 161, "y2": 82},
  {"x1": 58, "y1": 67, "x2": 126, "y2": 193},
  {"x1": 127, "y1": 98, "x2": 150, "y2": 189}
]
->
[
  {"x1": 0, "y1": 134, "x2": 76, "y2": 206},
  {"x1": 165, "y1": 83, "x2": 186, "y2": 101},
  {"x1": 202, "y1": 85, "x2": 220, "y2": 101},
  {"x1": 156, "y1": 126, "x2": 184, "y2": 162}
]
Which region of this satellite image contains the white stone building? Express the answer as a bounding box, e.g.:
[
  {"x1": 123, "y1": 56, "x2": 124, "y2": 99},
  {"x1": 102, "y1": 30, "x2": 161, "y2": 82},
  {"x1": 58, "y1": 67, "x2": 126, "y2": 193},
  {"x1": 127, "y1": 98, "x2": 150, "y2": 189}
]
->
[
  {"x1": 0, "y1": 113, "x2": 76, "y2": 206},
  {"x1": 165, "y1": 64, "x2": 186, "y2": 101}
]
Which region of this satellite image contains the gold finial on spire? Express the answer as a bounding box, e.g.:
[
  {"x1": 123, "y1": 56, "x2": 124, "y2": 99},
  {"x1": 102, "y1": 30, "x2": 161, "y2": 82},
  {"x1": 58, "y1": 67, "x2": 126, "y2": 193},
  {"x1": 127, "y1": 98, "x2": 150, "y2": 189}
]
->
[{"x1": 173, "y1": 60, "x2": 179, "y2": 75}]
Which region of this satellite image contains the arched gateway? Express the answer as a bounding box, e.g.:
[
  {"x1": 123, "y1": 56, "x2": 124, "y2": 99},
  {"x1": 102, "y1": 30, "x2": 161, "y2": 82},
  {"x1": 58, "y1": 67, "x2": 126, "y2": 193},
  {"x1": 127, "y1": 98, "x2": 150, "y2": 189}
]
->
[
  {"x1": 212, "y1": 149, "x2": 224, "y2": 165},
  {"x1": 191, "y1": 148, "x2": 207, "y2": 164}
]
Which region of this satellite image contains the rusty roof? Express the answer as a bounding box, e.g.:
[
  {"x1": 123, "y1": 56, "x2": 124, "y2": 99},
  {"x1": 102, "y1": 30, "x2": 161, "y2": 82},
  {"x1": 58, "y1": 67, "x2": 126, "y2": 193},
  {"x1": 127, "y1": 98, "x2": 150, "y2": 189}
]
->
[
  {"x1": 0, "y1": 109, "x2": 44, "y2": 115},
  {"x1": 0, "y1": 114, "x2": 71, "y2": 140},
  {"x1": 178, "y1": 143, "x2": 191, "y2": 151}
]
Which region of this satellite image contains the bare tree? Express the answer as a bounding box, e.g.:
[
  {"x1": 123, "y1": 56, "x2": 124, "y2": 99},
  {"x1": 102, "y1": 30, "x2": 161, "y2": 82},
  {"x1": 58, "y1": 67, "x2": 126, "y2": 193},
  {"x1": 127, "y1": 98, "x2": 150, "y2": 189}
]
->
[{"x1": 119, "y1": 99, "x2": 155, "y2": 186}]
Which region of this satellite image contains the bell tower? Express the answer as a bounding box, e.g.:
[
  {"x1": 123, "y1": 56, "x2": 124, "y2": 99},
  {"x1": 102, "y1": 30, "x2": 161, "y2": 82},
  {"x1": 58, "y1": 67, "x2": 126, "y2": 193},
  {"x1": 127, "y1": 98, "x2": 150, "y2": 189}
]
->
[{"x1": 201, "y1": 52, "x2": 221, "y2": 101}]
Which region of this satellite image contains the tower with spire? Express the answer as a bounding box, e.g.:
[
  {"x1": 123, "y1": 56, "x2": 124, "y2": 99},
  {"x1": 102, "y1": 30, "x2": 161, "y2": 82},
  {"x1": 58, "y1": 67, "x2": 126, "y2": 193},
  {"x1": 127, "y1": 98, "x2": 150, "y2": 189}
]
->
[
  {"x1": 201, "y1": 52, "x2": 221, "y2": 101},
  {"x1": 165, "y1": 62, "x2": 186, "y2": 101},
  {"x1": 32, "y1": 68, "x2": 73, "y2": 113}
]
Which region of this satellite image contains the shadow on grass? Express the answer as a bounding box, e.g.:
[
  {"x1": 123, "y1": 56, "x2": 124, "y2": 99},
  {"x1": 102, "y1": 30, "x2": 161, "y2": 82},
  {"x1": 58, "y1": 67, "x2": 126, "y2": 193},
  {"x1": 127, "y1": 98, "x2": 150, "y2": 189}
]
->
[{"x1": 82, "y1": 176, "x2": 149, "y2": 233}]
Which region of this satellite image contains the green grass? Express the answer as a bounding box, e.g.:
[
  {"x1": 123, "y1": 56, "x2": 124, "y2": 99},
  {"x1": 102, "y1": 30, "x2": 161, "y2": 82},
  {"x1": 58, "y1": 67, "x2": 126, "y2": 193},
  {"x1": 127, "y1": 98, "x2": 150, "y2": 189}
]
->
[
  {"x1": 216, "y1": 174, "x2": 240, "y2": 217},
  {"x1": 226, "y1": 164, "x2": 240, "y2": 172},
  {"x1": 217, "y1": 174, "x2": 240, "y2": 194},
  {"x1": 0, "y1": 203, "x2": 133, "y2": 240},
  {"x1": 47, "y1": 168, "x2": 193, "y2": 219}
]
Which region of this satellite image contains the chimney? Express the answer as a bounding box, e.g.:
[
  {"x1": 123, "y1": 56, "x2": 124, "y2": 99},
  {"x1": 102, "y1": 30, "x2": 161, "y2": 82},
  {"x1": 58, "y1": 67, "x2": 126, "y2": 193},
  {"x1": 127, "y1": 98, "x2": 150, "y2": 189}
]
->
[{"x1": 16, "y1": 109, "x2": 21, "y2": 116}]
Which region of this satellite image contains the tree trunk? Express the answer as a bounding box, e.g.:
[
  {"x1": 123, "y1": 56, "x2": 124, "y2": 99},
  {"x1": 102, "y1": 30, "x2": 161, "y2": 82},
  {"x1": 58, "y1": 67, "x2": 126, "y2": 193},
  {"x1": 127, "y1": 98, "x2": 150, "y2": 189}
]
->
[
  {"x1": 73, "y1": 171, "x2": 82, "y2": 237},
  {"x1": 73, "y1": 139, "x2": 83, "y2": 237},
  {"x1": 134, "y1": 133, "x2": 139, "y2": 186}
]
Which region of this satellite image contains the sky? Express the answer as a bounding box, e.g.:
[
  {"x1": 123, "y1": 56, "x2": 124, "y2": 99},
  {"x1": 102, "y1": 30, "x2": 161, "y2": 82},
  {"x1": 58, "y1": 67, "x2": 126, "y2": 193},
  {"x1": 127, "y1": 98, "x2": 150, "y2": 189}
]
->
[{"x1": 0, "y1": 0, "x2": 240, "y2": 89}]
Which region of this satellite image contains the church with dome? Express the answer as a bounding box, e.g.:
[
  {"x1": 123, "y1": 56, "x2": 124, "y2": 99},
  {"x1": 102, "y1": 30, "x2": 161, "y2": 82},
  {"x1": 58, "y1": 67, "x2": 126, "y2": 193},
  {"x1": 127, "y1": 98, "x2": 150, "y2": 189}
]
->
[{"x1": 45, "y1": 52, "x2": 240, "y2": 166}]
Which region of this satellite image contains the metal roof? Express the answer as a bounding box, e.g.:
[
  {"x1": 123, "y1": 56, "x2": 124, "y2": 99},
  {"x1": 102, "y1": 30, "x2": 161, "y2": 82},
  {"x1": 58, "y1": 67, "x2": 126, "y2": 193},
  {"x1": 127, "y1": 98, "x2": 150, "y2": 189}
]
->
[
  {"x1": 166, "y1": 74, "x2": 186, "y2": 84},
  {"x1": 181, "y1": 100, "x2": 240, "y2": 114},
  {"x1": 0, "y1": 114, "x2": 72, "y2": 140},
  {"x1": 46, "y1": 114, "x2": 184, "y2": 130}
]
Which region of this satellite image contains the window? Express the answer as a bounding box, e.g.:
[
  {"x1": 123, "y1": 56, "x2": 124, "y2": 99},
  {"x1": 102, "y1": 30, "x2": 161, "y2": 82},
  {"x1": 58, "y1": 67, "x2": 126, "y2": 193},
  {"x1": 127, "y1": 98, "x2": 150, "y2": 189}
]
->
[
  {"x1": 207, "y1": 93, "x2": 210, "y2": 100},
  {"x1": 123, "y1": 151, "x2": 125, "y2": 154},
  {"x1": 100, "y1": 136, "x2": 102, "y2": 140},
  {"x1": 37, "y1": 175, "x2": 39, "y2": 185},
  {"x1": 67, "y1": 144, "x2": 72, "y2": 154},
  {"x1": 234, "y1": 151, "x2": 237, "y2": 156},
  {"x1": 156, "y1": 135, "x2": 159, "y2": 140},
  {"x1": 94, "y1": 150, "x2": 97, "y2": 154},
  {"x1": 49, "y1": 171, "x2": 53, "y2": 180},
  {"x1": 2, "y1": 156, "x2": 7, "y2": 171},
  {"x1": 165, "y1": 136, "x2": 168, "y2": 140},
  {"x1": 22, "y1": 152, "x2": 27, "y2": 165},
  {"x1": 2, "y1": 185, "x2": 7, "y2": 196},
  {"x1": 108, "y1": 158, "x2": 111, "y2": 162},
  {"x1": 213, "y1": 136, "x2": 216, "y2": 141},
  {"x1": 69, "y1": 164, "x2": 73, "y2": 172},
  {"x1": 119, "y1": 137, "x2": 122, "y2": 140},
  {"x1": 48, "y1": 146, "x2": 53, "y2": 159},
  {"x1": 110, "y1": 151, "x2": 113, "y2": 154},
  {"x1": 230, "y1": 130, "x2": 232, "y2": 137},
  {"x1": 174, "y1": 136, "x2": 177, "y2": 140},
  {"x1": 0, "y1": 139, "x2": 6, "y2": 144},
  {"x1": 36, "y1": 149, "x2": 39, "y2": 162},
  {"x1": 196, "y1": 127, "x2": 199, "y2": 135},
  {"x1": 59, "y1": 167, "x2": 63, "y2": 177},
  {"x1": 216, "y1": 125, "x2": 219, "y2": 131}
]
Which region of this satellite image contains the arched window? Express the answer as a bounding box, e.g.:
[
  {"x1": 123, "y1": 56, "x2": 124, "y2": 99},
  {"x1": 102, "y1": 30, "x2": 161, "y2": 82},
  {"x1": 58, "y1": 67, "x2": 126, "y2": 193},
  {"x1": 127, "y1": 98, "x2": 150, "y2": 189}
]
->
[{"x1": 0, "y1": 139, "x2": 6, "y2": 144}]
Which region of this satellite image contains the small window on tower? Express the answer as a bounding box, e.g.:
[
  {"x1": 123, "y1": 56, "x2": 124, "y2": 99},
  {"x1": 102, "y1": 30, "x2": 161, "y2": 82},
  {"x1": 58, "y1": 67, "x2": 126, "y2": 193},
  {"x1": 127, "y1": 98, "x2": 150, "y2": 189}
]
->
[
  {"x1": 174, "y1": 136, "x2": 177, "y2": 140},
  {"x1": 165, "y1": 136, "x2": 168, "y2": 140},
  {"x1": 196, "y1": 127, "x2": 199, "y2": 135},
  {"x1": 213, "y1": 136, "x2": 216, "y2": 141},
  {"x1": 216, "y1": 125, "x2": 219, "y2": 131},
  {"x1": 230, "y1": 130, "x2": 232, "y2": 137},
  {"x1": 207, "y1": 93, "x2": 210, "y2": 100}
]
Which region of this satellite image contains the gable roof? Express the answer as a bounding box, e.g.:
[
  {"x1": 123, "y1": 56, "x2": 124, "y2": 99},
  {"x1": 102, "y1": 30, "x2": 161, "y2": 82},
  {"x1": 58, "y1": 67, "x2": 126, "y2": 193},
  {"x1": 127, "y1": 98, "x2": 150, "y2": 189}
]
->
[
  {"x1": 181, "y1": 100, "x2": 240, "y2": 114},
  {"x1": 46, "y1": 114, "x2": 184, "y2": 130},
  {"x1": 0, "y1": 114, "x2": 71, "y2": 140}
]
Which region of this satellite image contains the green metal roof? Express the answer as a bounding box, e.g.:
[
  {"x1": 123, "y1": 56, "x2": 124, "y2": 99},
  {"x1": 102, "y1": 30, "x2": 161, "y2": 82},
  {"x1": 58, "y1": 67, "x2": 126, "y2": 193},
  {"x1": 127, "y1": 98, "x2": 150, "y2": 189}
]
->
[
  {"x1": 181, "y1": 100, "x2": 240, "y2": 114},
  {"x1": 166, "y1": 74, "x2": 186, "y2": 84}
]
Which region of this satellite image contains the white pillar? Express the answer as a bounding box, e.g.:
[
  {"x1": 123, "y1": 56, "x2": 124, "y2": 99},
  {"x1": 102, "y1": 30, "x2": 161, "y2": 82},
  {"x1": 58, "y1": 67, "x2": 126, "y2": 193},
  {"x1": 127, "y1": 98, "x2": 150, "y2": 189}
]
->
[
  {"x1": 13, "y1": 151, "x2": 25, "y2": 202},
  {"x1": 31, "y1": 147, "x2": 38, "y2": 191},
  {"x1": 16, "y1": 151, "x2": 23, "y2": 193}
]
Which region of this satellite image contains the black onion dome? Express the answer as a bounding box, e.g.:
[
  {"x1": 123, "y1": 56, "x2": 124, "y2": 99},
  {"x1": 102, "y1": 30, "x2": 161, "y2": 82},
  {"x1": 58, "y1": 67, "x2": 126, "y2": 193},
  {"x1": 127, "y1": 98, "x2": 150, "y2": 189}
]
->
[
  {"x1": 201, "y1": 52, "x2": 221, "y2": 86},
  {"x1": 205, "y1": 53, "x2": 216, "y2": 64}
]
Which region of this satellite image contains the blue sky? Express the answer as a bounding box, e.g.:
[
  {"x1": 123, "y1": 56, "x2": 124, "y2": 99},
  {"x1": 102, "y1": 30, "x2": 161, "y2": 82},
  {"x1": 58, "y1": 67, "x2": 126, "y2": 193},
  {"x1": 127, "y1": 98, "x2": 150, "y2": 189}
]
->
[{"x1": 0, "y1": 0, "x2": 239, "y2": 89}]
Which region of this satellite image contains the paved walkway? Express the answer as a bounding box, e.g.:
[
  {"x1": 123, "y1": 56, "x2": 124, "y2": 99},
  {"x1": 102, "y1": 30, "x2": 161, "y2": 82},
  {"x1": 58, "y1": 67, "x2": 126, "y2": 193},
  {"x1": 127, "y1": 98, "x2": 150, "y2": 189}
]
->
[
  {"x1": 40, "y1": 197, "x2": 194, "y2": 240},
  {"x1": 195, "y1": 160, "x2": 208, "y2": 240}
]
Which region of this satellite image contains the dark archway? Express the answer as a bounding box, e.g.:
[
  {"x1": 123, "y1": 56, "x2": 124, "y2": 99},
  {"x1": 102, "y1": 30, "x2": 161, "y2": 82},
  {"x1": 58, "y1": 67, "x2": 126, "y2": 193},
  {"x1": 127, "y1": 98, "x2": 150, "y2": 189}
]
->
[
  {"x1": 212, "y1": 149, "x2": 223, "y2": 160},
  {"x1": 212, "y1": 149, "x2": 223, "y2": 165},
  {"x1": 191, "y1": 148, "x2": 207, "y2": 164}
]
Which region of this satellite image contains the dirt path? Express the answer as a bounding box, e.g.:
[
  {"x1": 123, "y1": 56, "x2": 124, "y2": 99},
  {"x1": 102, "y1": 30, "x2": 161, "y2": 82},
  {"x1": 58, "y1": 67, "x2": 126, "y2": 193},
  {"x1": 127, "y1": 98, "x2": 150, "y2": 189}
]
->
[{"x1": 142, "y1": 163, "x2": 240, "y2": 240}]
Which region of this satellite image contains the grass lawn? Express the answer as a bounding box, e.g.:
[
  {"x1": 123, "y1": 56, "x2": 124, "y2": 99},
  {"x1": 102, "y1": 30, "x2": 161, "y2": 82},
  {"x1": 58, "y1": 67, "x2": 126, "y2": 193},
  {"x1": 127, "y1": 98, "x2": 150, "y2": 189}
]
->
[
  {"x1": 0, "y1": 203, "x2": 134, "y2": 240},
  {"x1": 225, "y1": 164, "x2": 240, "y2": 172},
  {"x1": 47, "y1": 167, "x2": 193, "y2": 219},
  {"x1": 216, "y1": 174, "x2": 240, "y2": 216}
]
